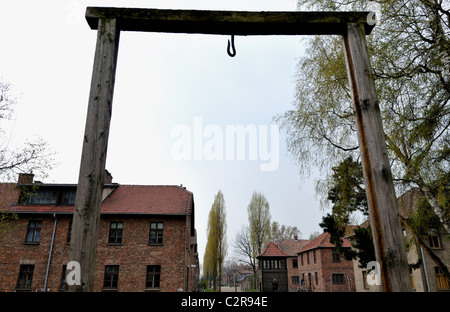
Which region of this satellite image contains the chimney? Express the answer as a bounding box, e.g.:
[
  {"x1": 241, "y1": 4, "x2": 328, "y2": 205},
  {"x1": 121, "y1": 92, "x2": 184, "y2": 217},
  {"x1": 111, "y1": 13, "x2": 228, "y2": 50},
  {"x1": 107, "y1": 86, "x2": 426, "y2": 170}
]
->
[
  {"x1": 294, "y1": 235, "x2": 298, "y2": 241},
  {"x1": 18, "y1": 173, "x2": 34, "y2": 184},
  {"x1": 104, "y1": 169, "x2": 113, "y2": 184}
]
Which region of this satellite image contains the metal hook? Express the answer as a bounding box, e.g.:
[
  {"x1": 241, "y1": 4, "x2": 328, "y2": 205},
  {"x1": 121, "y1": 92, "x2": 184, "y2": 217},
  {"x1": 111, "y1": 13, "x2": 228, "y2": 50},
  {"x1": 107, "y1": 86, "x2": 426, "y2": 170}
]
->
[{"x1": 227, "y1": 35, "x2": 236, "y2": 57}]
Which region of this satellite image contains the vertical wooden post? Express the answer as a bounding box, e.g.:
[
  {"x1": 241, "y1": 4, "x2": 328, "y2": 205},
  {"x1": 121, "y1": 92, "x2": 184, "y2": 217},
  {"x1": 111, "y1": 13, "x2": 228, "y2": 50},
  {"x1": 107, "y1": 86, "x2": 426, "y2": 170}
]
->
[
  {"x1": 342, "y1": 23, "x2": 411, "y2": 292},
  {"x1": 67, "y1": 18, "x2": 120, "y2": 292}
]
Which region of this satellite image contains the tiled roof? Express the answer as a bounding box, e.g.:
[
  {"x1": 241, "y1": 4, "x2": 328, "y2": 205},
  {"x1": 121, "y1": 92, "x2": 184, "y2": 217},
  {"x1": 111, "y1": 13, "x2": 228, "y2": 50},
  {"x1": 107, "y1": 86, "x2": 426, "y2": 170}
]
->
[
  {"x1": 297, "y1": 231, "x2": 352, "y2": 253},
  {"x1": 101, "y1": 185, "x2": 193, "y2": 215},
  {"x1": 4, "y1": 184, "x2": 193, "y2": 216},
  {"x1": 257, "y1": 242, "x2": 289, "y2": 258},
  {"x1": 279, "y1": 239, "x2": 311, "y2": 256}
]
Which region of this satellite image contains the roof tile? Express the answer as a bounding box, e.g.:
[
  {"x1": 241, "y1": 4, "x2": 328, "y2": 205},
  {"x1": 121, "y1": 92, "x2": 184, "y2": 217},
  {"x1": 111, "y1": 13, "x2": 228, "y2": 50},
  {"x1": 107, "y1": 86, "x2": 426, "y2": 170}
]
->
[
  {"x1": 257, "y1": 242, "x2": 289, "y2": 258},
  {"x1": 5, "y1": 185, "x2": 193, "y2": 216},
  {"x1": 297, "y1": 231, "x2": 352, "y2": 253}
]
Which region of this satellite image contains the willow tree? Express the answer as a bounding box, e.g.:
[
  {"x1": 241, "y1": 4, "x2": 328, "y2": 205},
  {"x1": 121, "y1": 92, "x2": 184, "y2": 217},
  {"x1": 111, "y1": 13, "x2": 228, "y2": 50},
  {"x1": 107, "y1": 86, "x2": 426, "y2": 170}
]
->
[
  {"x1": 203, "y1": 190, "x2": 227, "y2": 291},
  {"x1": 277, "y1": 0, "x2": 449, "y2": 232}
]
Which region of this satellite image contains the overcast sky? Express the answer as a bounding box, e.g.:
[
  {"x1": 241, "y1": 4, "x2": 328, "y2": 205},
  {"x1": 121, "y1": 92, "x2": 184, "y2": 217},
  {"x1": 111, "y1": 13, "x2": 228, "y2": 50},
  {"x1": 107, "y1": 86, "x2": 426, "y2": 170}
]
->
[{"x1": 0, "y1": 0, "x2": 327, "y2": 265}]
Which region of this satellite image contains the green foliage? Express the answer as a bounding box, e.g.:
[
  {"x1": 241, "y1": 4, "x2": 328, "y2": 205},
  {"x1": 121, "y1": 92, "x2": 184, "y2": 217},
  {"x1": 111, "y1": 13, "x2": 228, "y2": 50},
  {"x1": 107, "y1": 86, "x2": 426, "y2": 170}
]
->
[
  {"x1": 327, "y1": 156, "x2": 368, "y2": 226},
  {"x1": 320, "y1": 157, "x2": 375, "y2": 267},
  {"x1": 198, "y1": 278, "x2": 209, "y2": 290},
  {"x1": 270, "y1": 221, "x2": 301, "y2": 244},
  {"x1": 247, "y1": 191, "x2": 271, "y2": 256},
  {"x1": 351, "y1": 226, "x2": 376, "y2": 269},
  {"x1": 278, "y1": 0, "x2": 449, "y2": 233},
  {"x1": 320, "y1": 213, "x2": 354, "y2": 260},
  {"x1": 320, "y1": 213, "x2": 375, "y2": 268},
  {"x1": 408, "y1": 197, "x2": 443, "y2": 239},
  {"x1": 203, "y1": 190, "x2": 227, "y2": 291}
]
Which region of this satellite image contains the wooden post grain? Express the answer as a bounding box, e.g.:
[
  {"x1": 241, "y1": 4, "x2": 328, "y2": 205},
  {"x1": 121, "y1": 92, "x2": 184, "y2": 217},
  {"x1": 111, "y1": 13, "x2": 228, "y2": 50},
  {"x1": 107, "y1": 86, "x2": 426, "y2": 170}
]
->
[
  {"x1": 343, "y1": 23, "x2": 411, "y2": 292},
  {"x1": 67, "y1": 18, "x2": 120, "y2": 292}
]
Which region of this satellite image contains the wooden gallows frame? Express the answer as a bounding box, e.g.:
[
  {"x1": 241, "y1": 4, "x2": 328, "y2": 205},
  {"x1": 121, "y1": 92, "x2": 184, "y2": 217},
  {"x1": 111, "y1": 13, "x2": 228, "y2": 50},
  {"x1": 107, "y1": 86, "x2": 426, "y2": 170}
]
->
[{"x1": 67, "y1": 7, "x2": 412, "y2": 292}]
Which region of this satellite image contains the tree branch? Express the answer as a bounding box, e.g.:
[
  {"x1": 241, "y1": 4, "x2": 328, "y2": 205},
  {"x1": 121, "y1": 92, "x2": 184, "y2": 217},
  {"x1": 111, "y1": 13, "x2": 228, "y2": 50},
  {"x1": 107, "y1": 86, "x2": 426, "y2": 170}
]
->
[{"x1": 322, "y1": 134, "x2": 359, "y2": 152}]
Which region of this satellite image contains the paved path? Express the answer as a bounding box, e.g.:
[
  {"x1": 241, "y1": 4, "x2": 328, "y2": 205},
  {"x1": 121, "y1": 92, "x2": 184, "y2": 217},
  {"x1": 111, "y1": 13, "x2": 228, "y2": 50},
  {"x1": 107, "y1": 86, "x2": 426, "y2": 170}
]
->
[{"x1": 220, "y1": 286, "x2": 242, "y2": 292}]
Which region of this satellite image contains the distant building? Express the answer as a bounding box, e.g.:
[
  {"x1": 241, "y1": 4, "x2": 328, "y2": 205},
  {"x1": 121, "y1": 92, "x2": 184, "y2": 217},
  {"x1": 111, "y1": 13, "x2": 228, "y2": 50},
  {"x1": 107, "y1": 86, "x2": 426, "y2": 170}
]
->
[
  {"x1": 0, "y1": 172, "x2": 199, "y2": 292},
  {"x1": 297, "y1": 232, "x2": 356, "y2": 292},
  {"x1": 278, "y1": 236, "x2": 310, "y2": 292},
  {"x1": 258, "y1": 233, "x2": 355, "y2": 292},
  {"x1": 351, "y1": 188, "x2": 450, "y2": 292},
  {"x1": 221, "y1": 264, "x2": 254, "y2": 290},
  {"x1": 257, "y1": 242, "x2": 289, "y2": 292}
]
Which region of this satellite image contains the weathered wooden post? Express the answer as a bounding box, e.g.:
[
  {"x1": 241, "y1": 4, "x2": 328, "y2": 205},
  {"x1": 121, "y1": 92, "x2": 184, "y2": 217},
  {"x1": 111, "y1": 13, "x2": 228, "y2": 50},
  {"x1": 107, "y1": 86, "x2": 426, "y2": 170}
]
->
[
  {"x1": 67, "y1": 17, "x2": 120, "y2": 292},
  {"x1": 343, "y1": 23, "x2": 411, "y2": 292}
]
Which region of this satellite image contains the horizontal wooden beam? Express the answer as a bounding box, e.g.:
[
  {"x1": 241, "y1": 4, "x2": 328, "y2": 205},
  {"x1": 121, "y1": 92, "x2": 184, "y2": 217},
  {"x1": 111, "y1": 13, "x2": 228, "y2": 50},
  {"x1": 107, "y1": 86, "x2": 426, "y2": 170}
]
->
[{"x1": 85, "y1": 7, "x2": 374, "y2": 36}]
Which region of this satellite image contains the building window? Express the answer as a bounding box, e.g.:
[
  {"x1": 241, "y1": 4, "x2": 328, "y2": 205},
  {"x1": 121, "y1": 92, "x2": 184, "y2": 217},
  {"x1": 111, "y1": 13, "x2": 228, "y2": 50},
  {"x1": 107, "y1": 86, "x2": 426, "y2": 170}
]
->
[
  {"x1": 60, "y1": 265, "x2": 67, "y2": 290},
  {"x1": 292, "y1": 276, "x2": 299, "y2": 284},
  {"x1": 300, "y1": 254, "x2": 304, "y2": 266},
  {"x1": 103, "y1": 265, "x2": 119, "y2": 290},
  {"x1": 362, "y1": 271, "x2": 369, "y2": 289},
  {"x1": 332, "y1": 249, "x2": 340, "y2": 263},
  {"x1": 307, "y1": 252, "x2": 310, "y2": 265},
  {"x1": 428, "y1": 229, "x2": 442, "y2": 249},
  {"x1": 149, "y1": 222, "x2": 164, "y2": 244},
  {"x1": 108, "y1": 222, "x2": 123, "y2": 244},
  {"x1": 146, "y1": 265, "x2": 161, "y2": 289},
  {"x1": 313, "y1": 251, "x2": 317, "y2": 264},
  {"x1": 25, "y1": 220, "x2": 42, "y2": 243},
  {"x1": 292, "y1": 258, "x2": 298, "y2": 268},
  {"x1": 63, "y1": 190, "x2": 76, "y2": 205},
  {"x1": 261, "y1": 259, "x2": 287, "y2": 270},
  {"x1": 271, "y1": 260, "x2": 278, "y2": 269},
  {"x1": 67, "y1": 220, "x2": 72, "y2": 243},
  {"x1": 435, "y1": 267, "x2": 450, "y2": 290},
  {"x1": 315, "y1": 272, "x2": 318, "y2": 285},
  {"x1": 17, "y1": 265, "x2": 34, "y2": 290},
  {"x1": 25, "y1": 190, "x2": 57, "y2": 204},
  {"x1": 332, "y1": 273, "x2": 345, "y2": 285}
]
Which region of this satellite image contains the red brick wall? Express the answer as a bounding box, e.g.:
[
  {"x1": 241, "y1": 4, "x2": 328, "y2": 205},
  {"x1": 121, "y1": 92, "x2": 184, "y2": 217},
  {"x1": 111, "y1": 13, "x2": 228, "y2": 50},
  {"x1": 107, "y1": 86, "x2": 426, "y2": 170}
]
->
[
  {"x1": 286, "y1": 256, "x2": 300, "y2": 292},
  {"x1": 0, "y1": 217, "x2": 52, "y2": 292},
  {"x1": 0, "y1": 214, "x2": 196, "y2": 292},
  {"x1": 297, "y1": 248, "x2": 356, "y2": 292},
  {"x1": 298, "y1": 249, "x2": 323, "y2": 291}
]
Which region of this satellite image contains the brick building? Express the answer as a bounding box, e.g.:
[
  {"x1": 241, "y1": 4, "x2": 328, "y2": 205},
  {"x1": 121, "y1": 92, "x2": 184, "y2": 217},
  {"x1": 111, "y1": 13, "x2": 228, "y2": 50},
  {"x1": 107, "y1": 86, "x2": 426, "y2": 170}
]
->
[
  {"x1": 257, "y1": 238, "x2": 311, "y2": 292},
  {"x1": 0, "y1": 173, "x2": 199, "y2": 292},
  {"x1": 258, "y1": 232, "x2": 356, "y2": 292},
  {"x1": 297, "y1": 232, "x2": 356, "y2": 292},
  {"x1": 278, "y1": 237, "x2": 310, "y2": 292}
]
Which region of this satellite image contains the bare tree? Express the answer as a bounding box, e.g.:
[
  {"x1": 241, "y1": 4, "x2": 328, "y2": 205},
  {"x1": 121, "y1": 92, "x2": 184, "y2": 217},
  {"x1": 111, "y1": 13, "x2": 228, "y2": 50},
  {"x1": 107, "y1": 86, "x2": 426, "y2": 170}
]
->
[
  {"x1": 234, "y1": 225, "x2": 257, "y2": 274},
  {"x1": 0, "y1": 78, "x2": 55, "y2": 181}
]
